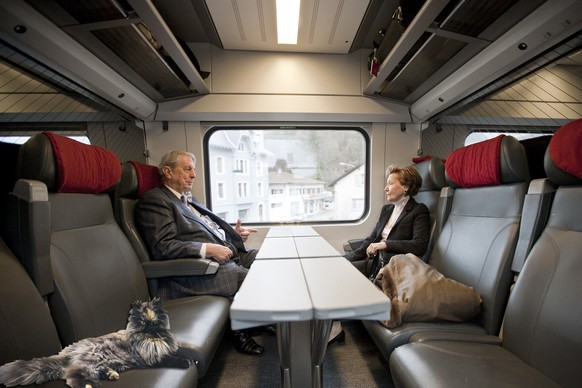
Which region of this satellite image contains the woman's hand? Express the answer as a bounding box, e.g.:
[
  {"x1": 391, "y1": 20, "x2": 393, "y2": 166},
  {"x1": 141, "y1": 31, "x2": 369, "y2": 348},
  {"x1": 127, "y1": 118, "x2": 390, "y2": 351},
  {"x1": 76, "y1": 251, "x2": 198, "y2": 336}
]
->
[
  {"x1": 366, "y1": 241, "x2": 387, "y2": 257},
  {"x1": 235, "y1": 219, "x2": 258, "y2": 242}
]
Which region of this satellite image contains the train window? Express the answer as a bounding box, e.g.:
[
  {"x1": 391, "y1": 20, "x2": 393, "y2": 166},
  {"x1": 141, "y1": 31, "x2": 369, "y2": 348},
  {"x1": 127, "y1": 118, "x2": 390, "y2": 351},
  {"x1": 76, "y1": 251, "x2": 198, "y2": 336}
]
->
[
  {"x1": 465, "y1": 130, "x2": 553, "y2": 146},
  {"x1": 0, "y1": 128, "x2": 90, "y2": 145},
  {"x1": 205, "y1": 127, "x2": 368, "y2": 224},
  {"x1": 0, "y1": 135, "x2": 90, "y2": 145}
]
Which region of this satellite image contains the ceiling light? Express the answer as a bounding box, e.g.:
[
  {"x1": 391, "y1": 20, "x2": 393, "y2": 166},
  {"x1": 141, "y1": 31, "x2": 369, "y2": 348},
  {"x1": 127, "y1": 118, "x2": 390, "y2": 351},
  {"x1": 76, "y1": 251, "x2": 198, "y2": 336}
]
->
[{"x1": 276, "y1": 0, "x2": 300, "y2": 45}]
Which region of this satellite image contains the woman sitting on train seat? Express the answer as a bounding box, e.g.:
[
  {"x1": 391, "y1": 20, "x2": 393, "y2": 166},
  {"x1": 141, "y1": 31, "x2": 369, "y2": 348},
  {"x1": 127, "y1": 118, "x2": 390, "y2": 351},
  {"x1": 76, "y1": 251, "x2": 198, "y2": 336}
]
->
[
  {"x1": 343, "y1": 164, "x2": 431, "y2": 276},
  {"x1": 330, "y1": 165, "x2": 430, "y2": 346},
  {"x1": 135, "y1": 150, "x2": 268, "y2": 355}
]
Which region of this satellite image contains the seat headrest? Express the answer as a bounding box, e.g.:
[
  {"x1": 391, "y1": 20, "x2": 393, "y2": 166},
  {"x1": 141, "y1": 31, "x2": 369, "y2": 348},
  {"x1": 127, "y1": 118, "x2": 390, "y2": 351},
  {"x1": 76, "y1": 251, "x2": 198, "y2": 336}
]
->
[
  {"x1": 544, "y1": 119, "x2": 582, "y2": 186},
  {"x1": 118, "y1": 161, "x2": 162, "y2": 199},
  {"x1": 445, "y1": 135, "x2": 529, "y2": 188},
  {"x1": 17, "y1": 132, "x2": 121, "y2": 193},
  {"x1": 414, "y1": 157, "x2": 446, "y2": 191}
]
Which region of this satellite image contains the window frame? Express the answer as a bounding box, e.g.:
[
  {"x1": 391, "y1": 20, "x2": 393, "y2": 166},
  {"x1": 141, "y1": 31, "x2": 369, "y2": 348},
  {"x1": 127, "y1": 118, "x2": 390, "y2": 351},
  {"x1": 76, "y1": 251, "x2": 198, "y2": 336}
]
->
[{"x1": 203, "y1": 124, "x2": 370, "y2": 226}]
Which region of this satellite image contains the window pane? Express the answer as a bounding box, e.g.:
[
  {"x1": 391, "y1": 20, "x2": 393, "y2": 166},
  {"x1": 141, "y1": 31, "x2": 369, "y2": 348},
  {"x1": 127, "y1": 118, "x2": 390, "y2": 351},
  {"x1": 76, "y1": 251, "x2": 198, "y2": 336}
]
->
[
  {"x1": 206, "y1": 127, "x2": 368, "y2": 224},
  {"x1": 0, "y1": 135, "x2": 90, "y2": 145},
  {"x1": 465, "y1": 130, "x2": 552, "y2": 146}
]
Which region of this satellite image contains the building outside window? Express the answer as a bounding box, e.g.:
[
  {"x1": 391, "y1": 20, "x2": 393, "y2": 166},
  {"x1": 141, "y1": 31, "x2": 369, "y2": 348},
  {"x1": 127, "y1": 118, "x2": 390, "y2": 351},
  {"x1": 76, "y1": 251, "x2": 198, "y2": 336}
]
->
[{"x1": 205, "y1": 127, "x2": 368, "y2": 224}]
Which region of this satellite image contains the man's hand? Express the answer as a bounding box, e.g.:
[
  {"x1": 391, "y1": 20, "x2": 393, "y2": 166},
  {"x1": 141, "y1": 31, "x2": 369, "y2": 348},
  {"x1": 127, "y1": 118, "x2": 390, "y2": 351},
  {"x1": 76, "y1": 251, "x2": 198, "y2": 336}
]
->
[
  {"x1": 235, "y1": 219, "x2": 258, "y2": 242},
  {"x1": 206, "y1": 243, "x2": 234, "y2": 264}
]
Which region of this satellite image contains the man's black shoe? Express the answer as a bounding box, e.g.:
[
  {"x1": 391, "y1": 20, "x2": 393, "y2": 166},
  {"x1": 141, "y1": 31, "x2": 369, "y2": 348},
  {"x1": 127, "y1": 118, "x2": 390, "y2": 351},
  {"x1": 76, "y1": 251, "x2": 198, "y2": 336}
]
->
[{"x1": 232, "y1": 330, "x2": 264, "y2": 355}]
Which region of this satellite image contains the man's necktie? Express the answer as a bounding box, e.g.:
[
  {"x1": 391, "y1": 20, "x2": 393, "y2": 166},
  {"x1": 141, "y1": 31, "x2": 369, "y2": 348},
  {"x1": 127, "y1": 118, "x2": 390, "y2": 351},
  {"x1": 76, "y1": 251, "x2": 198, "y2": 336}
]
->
[{"x1": 181, "y1": 194, "x2": 225, "y2": 240}]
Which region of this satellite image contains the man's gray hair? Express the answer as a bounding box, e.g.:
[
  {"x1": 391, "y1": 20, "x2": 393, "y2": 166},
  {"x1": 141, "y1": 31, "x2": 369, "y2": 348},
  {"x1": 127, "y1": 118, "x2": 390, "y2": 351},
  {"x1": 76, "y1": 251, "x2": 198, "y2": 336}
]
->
[{"x1": 158, "y1": 150, "x2": 196, "y2": 176}]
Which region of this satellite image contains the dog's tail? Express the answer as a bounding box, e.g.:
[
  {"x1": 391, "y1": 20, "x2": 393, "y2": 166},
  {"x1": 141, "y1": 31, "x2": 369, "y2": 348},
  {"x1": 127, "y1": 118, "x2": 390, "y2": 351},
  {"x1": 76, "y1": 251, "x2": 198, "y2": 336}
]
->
[{"x1": 0, "y1": 356, "x2": 65, "y2": 386}]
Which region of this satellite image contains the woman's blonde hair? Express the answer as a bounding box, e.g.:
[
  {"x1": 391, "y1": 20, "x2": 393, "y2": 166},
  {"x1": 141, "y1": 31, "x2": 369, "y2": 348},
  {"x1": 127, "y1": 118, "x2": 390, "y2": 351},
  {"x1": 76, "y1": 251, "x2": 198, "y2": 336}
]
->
[{"x1": 386, "y1": 164, "x2": 423, "y2": 196}]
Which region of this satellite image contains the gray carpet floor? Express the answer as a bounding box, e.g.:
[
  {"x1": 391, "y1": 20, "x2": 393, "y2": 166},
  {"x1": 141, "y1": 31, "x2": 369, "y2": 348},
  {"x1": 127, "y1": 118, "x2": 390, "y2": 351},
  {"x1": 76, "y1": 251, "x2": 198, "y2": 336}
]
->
[{"x1": 198, "y1": 320, "x2": 395, "y2": 387}]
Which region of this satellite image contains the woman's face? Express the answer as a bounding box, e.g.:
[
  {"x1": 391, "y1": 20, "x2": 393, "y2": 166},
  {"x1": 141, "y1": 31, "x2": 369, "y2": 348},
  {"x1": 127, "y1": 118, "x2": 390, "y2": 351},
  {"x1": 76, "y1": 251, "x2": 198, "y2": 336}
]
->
[{"x1": 385, "y1": 172, "x2": 408, "y2": 203}]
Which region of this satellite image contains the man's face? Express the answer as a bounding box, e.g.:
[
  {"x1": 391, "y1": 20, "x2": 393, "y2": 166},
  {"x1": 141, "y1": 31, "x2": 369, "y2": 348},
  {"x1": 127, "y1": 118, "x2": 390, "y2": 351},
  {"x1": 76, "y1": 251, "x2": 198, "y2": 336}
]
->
[{"x1": 164, "y1": 155, "x2": 196, "y2": 193}]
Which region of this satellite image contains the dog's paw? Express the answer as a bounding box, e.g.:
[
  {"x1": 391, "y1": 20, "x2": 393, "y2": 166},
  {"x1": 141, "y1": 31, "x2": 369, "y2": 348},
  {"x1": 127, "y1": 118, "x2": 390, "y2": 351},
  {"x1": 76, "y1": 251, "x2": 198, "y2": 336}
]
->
[{"x1": 106, "y1": 370, "x2": 119, "y2": 380}]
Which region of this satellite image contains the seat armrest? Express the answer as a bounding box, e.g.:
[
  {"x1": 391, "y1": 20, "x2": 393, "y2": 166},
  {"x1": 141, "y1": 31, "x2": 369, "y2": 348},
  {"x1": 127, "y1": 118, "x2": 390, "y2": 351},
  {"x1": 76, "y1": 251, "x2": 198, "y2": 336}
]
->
[
  {"x1": 344, "y1": 238, "x2": 364, "y2": 253},
  {"x1": 142, "y1": 258, "x2": 219, "y2": 278},
  {"x1": 409, "y1": 331, "x2": 502, "y2": 345}
]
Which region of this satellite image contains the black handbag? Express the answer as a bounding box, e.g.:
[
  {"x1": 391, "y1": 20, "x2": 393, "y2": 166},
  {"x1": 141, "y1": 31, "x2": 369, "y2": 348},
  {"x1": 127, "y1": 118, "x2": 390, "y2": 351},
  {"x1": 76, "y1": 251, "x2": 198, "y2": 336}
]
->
[{"x1": 363, "y1": 252, "x2": 385, "y2": 282}]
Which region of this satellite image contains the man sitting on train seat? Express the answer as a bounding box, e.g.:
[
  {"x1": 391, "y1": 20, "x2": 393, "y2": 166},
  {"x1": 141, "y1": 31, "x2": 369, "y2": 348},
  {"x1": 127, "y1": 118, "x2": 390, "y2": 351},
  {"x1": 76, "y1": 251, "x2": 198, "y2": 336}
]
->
[{"x1": 135, "y1": 149, "x2": 265, "y2": 355}]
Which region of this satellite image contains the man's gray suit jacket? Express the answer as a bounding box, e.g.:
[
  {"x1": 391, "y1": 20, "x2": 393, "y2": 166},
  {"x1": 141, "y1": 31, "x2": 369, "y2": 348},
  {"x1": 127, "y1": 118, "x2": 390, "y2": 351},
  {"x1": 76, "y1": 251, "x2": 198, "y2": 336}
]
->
[{"x1": 135, "y1": 186, "x2": 246, "y2": 261}]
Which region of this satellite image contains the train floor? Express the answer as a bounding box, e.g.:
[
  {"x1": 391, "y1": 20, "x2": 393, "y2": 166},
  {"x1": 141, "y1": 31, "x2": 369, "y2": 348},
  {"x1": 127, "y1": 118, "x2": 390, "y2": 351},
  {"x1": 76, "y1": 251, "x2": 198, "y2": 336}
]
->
[{"x1": 198, "y1": 320, "x2": 394, "y2": 387}]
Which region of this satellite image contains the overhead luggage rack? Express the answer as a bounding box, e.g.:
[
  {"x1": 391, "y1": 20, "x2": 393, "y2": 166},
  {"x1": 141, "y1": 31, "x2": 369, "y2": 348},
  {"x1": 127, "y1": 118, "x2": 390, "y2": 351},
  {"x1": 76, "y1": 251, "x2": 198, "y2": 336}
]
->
[
  {"x1": 365, "y1": 0, "x2": 545, "y2": 103},
  {"x1": 25, "y1": 0, "x2": 209, "y2": 100}
]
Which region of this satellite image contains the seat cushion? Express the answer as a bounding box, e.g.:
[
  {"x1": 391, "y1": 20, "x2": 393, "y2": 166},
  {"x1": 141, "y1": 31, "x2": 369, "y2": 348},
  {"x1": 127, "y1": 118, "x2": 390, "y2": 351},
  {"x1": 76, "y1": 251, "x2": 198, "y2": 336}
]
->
[
  {"x1": 163, "y1": 296, "x2": 230, "y2": 378},
  {"x1": 390, "y1": 341, "x2": 561, "y2": 388},
  {"x1": 100, "y1": 365, "x2": 198, "y2": 388},
  {"x1": 362, "y1": 319, "x2": 486, "y2": 363}
]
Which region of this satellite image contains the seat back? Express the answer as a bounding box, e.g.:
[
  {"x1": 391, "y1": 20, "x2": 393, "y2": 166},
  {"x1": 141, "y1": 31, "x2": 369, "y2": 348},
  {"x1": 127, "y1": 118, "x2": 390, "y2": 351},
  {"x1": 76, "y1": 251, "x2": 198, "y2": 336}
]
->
[
  {"x1": 16, "y1": 132, "x2": 151, "y2": 346},
  {"x1": 0, "y1": 141, "x2": 20, "y2": 237},
  {"x1": 510, "y1": 134, "x2": 555, "y2": 271},
  {"x1": 0, "y1": 142, "x2": 53, "y2": 296},
  {"x1": 0, "y1": 237, "x2": 62, "y2": 365},
  {"x1": 114, "y1": 161, "x2": 219, "y2": 297},
  {"x1": 0, "y1": 237, "x2": 201, "y2": 387},
  {"x1": 343, "y1": 157, "x2": 446, "y2": 256},
  {"x1": 501, "y1": 120, "x2": 582, "y2": 387},
  {"x1": 114, "y1": 161, "x2": 163, "y2": 264},
  {"x1": 413, "y1": 157, "x2": 446, "y2": 260},
  {"x1": 429, "y1": 135, "x2": 529, "y2": 335}
]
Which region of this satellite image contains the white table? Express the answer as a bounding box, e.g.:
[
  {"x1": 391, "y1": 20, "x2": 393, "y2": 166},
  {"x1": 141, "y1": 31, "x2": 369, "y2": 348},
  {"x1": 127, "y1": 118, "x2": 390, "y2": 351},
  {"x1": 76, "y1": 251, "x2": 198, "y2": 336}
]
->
[
  {"x1": 294, "y1": 236, "x2": 340, "y2": 258},
  {"x1": 300, "y1": 256, "x2": 390, "y2": 386},
  {"x1": 255, "y1": 237, "x2": 298, "y2": 259},
  {"x1": 230, "y1": 228, "x2": 391, "y2": 388},
  {"x1": 230, "y1": 260, "x2": 312, "y2": 330},
  {"x1": 257, "y1": 234, "x2": 340, "y2": 260},
  {"x1": 266, "y1": 225, "x2": 319, "y2": 238}
]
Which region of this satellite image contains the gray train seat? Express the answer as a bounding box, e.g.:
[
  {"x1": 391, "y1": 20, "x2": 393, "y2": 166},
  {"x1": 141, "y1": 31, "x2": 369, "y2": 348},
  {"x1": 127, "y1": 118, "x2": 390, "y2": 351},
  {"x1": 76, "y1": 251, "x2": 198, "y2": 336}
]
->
[
  {"x1": 344, "y1": 157, "x2": 447, "y2": 261},
  {"x1": 13, "y1": 132, "x2": 229, "y2": 378},
  {"x1": 0, "y1": 141, "x2": 20, "y2": 236},
  {"x1": 0, "y1": 235, "x2": 199, "y2": 387},
  {"x1": 1, "y1": 140, "x2": 55, "y2": 297},
  {"x1": 115, "y1": 161, "x2": 219, "y2": 297},
  {"x1": 411, "y1": 157, "x2": 448, "y2": 260},
  {"x1": 363, "y1": 135, "x2": 529, "y2": 361},
  {"x1": 389, "y1": 119, "x2": 582, "y2": 388},
  {"x1": 510, "y1": 135, "x2": 555, "y2": 271}
]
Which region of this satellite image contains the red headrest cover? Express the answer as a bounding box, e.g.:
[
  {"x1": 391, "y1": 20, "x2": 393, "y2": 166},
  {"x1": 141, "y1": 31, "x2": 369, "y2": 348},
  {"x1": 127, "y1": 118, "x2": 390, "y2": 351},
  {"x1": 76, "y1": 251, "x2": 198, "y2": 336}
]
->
[
  {"x1": 44, "y1": 132, "x2": 121, "y2": 193},
  {"x1": 129, "y1": 161, "x2": 162, "y2": 197},
  {"x1": 548, "y1": 119, "x2": 582, "y2": 180},
  {"x1": 445, "y1": 135, "x2": 504, "y2": 188}
]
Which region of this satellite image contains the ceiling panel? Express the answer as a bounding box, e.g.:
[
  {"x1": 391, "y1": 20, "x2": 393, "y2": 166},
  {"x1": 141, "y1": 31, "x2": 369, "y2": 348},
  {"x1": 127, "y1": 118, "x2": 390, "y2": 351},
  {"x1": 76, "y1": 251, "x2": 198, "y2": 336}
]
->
[{"x1": 204, "y1": 0, "x2": 371, "y2": 53}]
